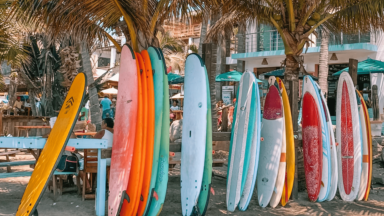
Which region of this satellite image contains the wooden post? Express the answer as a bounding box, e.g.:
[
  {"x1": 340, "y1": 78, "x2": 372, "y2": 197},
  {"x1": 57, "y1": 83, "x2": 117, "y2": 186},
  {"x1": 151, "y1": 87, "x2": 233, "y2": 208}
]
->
[
  {"x1": 221, "y1": 107, "x2": 229, "y2": 132},
  {"x1": 287, "y1": 79, "x2": 299, "y2": 200},
  {"x1": 349, "y1": 58, "x2": 358, "y2": 86}
]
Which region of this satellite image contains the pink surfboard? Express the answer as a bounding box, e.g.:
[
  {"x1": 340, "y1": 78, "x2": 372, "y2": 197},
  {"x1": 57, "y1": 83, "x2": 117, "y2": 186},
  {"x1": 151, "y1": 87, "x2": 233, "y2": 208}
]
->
[
  {"x1": 302, "y1": 92, "x2": 322, "y2": 202},
  {"x1": 108, "y1": 44, "x2": 138, "y2": 216}
]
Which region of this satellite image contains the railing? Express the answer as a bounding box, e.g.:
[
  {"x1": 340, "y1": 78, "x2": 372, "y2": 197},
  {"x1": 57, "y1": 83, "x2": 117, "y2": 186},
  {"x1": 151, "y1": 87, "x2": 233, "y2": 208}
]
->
[{"x1": 232, "y1": 30, "x2": 373, "y2": 54}]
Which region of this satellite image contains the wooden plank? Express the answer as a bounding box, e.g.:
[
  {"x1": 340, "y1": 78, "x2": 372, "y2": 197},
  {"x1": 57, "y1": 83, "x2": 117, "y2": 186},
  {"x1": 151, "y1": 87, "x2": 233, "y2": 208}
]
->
[
  {"x1": 0, "y1": 160, "x2": 35, "y2": 167},
  {"x1": 349, "y1": 58, "x2": 358, "y2": 86},
  {"x1": 0, "y1": 171, "x2": 32, "y2": 178},
  {"x1": 0, "y1": 150, "x2": 20, "y2": 156},
  {"x1": 212, "y1": 132, "x2": 231, "y2": 141}
]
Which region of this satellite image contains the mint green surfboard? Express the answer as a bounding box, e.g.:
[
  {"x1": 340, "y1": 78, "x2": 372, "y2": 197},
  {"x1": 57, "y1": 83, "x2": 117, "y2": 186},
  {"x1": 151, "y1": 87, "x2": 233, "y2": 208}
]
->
[
  {"x1": 144, "y1": 47, "x2": 164, "y2": 214},
  {"x1": 147, "y1": 48, "x2": 170, "y2": 216},
  {"x1": 197, "y1": 57, "x2": 212, "y2": 215}
]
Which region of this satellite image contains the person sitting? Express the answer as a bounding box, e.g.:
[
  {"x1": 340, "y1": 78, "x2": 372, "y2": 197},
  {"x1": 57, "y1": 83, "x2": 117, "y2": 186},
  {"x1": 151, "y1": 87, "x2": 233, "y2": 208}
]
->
[
  {"x1": 93, "y1": 118, "x2": 114, "y2": 148},
  {"x1": 13, "y1": 97, "x2": 25, "y2": 115},
  {"x1": 24, "y1": 99, "x2": 32, "y2": 116},
  {"x1": 170, "y1": 100, "x2": 179, "y2": 111}
]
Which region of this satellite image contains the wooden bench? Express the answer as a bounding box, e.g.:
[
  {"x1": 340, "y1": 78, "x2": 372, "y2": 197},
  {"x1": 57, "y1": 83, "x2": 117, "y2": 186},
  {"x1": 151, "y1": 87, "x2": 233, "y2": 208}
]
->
[
  {"x1": 0, "y1": 149, "x2": 20, "y2": 172},
  {"x1": 0, "y1": 160, "x2": 80, "y2": 200}
]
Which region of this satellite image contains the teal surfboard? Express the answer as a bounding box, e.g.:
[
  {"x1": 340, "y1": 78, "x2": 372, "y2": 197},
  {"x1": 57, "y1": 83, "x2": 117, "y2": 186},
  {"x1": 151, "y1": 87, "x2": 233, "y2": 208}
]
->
[
  {"x1": 146, "y1": 48, "x2": 170, "y2": 216},
  {"x1": 192, "y1": 54, "x2": 213, "y2": 215},
  {"x1": 144, "y1": 47, "x2": 164, "y2": 214}
]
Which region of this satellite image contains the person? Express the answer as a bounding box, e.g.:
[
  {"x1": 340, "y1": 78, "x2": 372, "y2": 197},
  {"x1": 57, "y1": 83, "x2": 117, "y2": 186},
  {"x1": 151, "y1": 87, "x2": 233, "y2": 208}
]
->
[
  {"x1": 94, "y1": 118, "x2": 114, "y2": 148},
  {"x1": 100, "y1": 95, "x2": 112, "y2": 119},
  {"x1": 13, "y1": 97, "x2": 24, "y2": 114},
  {"x1": 170, "y1": 100, "x2": 179, "y2": 111},
  {"x1": 24, "y1": 99, "x2": 32, "y2": 115}
]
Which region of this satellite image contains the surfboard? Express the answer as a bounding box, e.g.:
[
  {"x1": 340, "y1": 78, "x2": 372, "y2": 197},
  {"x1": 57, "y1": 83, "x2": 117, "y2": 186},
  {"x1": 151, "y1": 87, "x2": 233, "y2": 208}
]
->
[
  {"x1": 257, "y1": 84, "x2": 283, "y2": 208},
  {"x1": 356, "y1": 90, "x2": 370, "y2": 201},
  {"x1": 181, "y1": 54, "x2": 207, "y2": 216},
  {"x1": 356, "y1": 91, "x2": 372, "y2": 201},
  {"x1": 108, "y1": 45, "x2": 138, "y2": 216},
  {"x1": 336, "y1": 72, "x2": 362, "y2": 201},
  {"x1": 137, "y1": 50, "x2": 156, "y2": 216},
  {"x1": 227, "y1": 71, "x2": 258, "y2": 211},
  {"x1": 146, "y1": 47, "x2": 169, "y2": 216},
  {"x1": 238, "y1": 72, "x2": 261, "y2": 211},
  {"x1": 276, "y1": 78, "x2": 295, "y2": 207},
  {"x1": 301, "y1": 76, "x2": 323, "y2": 202},
  {"x1": 303, "y1": 76, "x2": 331, "y2": 202},
  {"x1": 320, "y1": 91, "x2": 338, "y2": 201},
  {"x1": 143, "y1": 47, "x2": 164, "y2": 215},
  {"x1": 16, "y1": 73, "x2": 86, "y2": 216},
  {"x1": 196, "y1": 54, "x2": 212, "y2": 215},
  {"x1": 120, "y1": 52, "x2": 146, "y2": 215}
]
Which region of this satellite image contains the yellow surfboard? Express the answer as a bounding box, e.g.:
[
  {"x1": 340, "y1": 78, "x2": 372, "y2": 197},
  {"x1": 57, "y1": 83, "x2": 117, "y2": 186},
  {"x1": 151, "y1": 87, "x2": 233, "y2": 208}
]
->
[
  {"x1": 276, "y1": 78, "x2": 295, "y2": 206},
  {"x1": 16, "y1": 73, "x2": 87, "y2": 216}
]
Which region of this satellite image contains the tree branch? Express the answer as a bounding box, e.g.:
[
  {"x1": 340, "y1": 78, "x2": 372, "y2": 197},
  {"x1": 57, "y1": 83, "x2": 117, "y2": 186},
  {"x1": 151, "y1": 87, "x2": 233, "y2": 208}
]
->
[
  {"x1": 150, "y1": 0, "x2": 168, "y2": 35},
  {"x1": 112, "y1": 0, "x2": 139, "y2": 52},
  {"x1": 286, "y1": 0, "x2": 295, "y2": 32},
  {"x1": 103, "y1": 30, "x2": 122, "y2": 52},
  {"x1": 298, "y1": 13, "x2": 334, "y2": 50},
  {"x1": 270, "y1": 16, "x2": 293, "y2": 55},
  {"x1": 298, "y1": 4, "x2": 317, "y2": 28}
]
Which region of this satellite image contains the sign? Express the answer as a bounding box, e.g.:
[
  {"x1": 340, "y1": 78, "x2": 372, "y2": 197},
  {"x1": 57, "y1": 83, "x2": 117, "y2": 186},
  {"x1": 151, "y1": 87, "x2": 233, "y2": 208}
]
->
[{"x1": 222, "y1": 86, "x2": 234, "y2": 105}]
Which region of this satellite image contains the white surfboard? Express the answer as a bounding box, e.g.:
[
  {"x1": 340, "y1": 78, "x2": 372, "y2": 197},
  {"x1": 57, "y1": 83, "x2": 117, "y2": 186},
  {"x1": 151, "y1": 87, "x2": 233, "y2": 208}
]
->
[
  {"x1": 257, "y1": 84, "x2": 283, "y2": 208},
  {"x1": 357, "y1": 96, "x2": 368, "y2": 201},
  {"x1": 320, "y1": 91, "x2": 338, "y2": 201},
  {"x1": 227, "y1": 71, "x2": 259, "y2": 211},
  {"x1": 336, "y1": 72, "x2": 362, "y2": 201},
  {"x1": 269, "y1": 106, "x2": 286, "y2": 208},
  {"x1": 181, "y1": 54, "x2": 207, "y2": 215}
]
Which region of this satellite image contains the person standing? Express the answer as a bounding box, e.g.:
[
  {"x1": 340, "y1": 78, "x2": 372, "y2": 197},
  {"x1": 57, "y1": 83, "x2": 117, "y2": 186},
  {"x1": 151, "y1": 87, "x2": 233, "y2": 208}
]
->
[
  {"x1": 100, "y1": 95, "x2": 112, "y2": 120},
  {"x1": 13, "y1": 97, "x2": 24, "y2": 115}
]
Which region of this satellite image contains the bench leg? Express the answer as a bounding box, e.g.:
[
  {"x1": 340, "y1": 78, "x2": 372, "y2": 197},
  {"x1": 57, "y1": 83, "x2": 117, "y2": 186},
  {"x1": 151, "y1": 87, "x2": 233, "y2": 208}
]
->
[
  {"x1": 52, "y1": 176, "x2": 57, "y2": 201},
  {"x1": 59, "y1": 177, "x2": 63, "y2": 195},
  {"x1": 76, "y1": 175, "x2": 81, "y2": 195},
  {"x1": 5, "y1": 149, "x2": 11, "y2": 173}
]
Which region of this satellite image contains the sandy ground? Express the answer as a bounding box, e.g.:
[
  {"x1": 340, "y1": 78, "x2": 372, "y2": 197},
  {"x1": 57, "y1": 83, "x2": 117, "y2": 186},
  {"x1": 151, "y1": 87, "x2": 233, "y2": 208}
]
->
[{"x1": 1, "y1": 153, "x2": 384, "y2": 216}]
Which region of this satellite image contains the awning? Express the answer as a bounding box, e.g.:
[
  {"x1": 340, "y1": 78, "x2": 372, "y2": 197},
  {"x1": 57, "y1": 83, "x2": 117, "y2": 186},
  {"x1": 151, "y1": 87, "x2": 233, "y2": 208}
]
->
[
  {"x1": 168, "y1": 73, "x2": 184, "y2": 84},
  {"x1": 332, "y1": 58, "x2": 384, "y2": 76},
  {"x1": 262, "y1": 68, "x2": 318, "y2": 80},
  {"x1": 170, "y1": 93, "x2": 184, "y2": 99},
  {"x1": 101, "y1": 87, "x2": 118, "y2": 94},
  {"x1": 215, "y1": 70, "x2": 262, "y2": 82}
]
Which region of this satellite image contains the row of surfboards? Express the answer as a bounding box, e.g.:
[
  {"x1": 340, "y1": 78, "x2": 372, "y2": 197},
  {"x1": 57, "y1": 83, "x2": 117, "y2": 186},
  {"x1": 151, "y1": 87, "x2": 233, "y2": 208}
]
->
[
  {"x1": 302, "y1": 72, "x2": 372, "y2": 202},
  {"x1": 226, "y1": 71, "x2": 373, "y2": 211},
  {"x1": 227, "y1": 72, "x2": 294, "y2": 211},
  {"x1": 108, "y1": 45, "x2": 170, "y2": 216}
]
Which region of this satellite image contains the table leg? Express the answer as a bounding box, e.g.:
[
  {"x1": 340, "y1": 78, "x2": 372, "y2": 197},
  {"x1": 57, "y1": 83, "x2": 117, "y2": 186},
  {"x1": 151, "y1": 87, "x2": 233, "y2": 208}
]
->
[{"x1": 95, "y1": 149, "x2": 106, "y2": 216}]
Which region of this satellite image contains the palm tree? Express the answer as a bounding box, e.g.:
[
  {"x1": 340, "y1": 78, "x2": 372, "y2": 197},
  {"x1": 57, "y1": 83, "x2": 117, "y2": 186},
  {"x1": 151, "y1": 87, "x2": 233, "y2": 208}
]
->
[{"x1": 318, "y1": 30, "x2": 329, "y2": 98}]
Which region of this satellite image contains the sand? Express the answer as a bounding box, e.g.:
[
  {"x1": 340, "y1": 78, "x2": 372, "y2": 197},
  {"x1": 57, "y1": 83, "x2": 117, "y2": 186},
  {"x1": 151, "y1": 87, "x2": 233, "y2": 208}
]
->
[{"x1": 1, "y1": 154, "x2": 384, "y2": 215}]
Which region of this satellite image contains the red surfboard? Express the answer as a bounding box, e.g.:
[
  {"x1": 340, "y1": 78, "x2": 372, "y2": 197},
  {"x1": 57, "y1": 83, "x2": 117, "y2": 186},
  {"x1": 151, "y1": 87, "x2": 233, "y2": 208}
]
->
[
  {"x1": 108, "y1": 45, "x2": 138, "y2": 216},
  {"x1": 341, "y1": 82, "x2": 354, "y2": 195},
  {"x1": 302, "y1": 92, "x2": 322, "y2": 202}
]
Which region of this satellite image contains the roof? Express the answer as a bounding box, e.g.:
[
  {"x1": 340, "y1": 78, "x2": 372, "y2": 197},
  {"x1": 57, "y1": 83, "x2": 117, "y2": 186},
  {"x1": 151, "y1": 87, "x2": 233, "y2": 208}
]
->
[{"x1": 332, "y1": 58, "x2": 384, "y2": 76}]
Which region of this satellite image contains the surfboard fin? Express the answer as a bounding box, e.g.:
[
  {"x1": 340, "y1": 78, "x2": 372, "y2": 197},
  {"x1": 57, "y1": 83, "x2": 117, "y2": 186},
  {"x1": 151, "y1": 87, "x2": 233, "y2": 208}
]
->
[
  {"x1": 153, "y1": 191, "x2": 159, "y2": 200},
  {"x1": 210, "y1": 186, "x2": 215, "y2": 195},
  {"x1": 31, "y1": 209, "x2": 38, "y2": 216},
  {"x1": 116, "y1": 190, "x2": 130, "y2": 215}
]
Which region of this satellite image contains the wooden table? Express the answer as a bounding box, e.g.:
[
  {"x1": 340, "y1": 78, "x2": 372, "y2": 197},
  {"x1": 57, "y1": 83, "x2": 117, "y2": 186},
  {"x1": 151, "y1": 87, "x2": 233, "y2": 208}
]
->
[
  {"x1": 74, "y1": 132, "x2": 97, "y2": 137},
  {"x1": 172, "y1": 110, "x2": 183, "y2": 120},
  {"x1": 15, "y1": 125, "x2": 51, "y2": 137}
]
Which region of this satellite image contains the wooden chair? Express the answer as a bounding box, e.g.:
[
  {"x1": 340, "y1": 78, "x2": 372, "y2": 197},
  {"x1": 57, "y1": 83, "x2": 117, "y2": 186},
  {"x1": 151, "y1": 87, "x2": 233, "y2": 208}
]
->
[{"x1": 82, "y1": 149, "x2": 98, "y2": 200}]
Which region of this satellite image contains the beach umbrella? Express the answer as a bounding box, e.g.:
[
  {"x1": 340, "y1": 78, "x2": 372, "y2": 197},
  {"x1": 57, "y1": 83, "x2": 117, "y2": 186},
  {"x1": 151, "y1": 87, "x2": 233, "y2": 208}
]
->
[
  {"x1": 101, "y1": 87, "x2": 118, "y2": 95},
  {"x1": 170, "y1": 93, "x2": 184, "y2": 99},
  {"x1": 168, "y1": 73, "x2": 184, "y2": 84},
  {"x1": 216, "y1": 70, "x2": 262, "y2": 82}
]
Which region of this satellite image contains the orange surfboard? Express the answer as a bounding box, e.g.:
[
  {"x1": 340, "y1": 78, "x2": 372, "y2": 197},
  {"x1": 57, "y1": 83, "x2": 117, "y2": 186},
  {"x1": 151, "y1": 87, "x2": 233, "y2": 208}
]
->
[
  {"x1": 137, "y1": 50, "x2": 155, "y2": 216},
  {"x1": 121, "y1": 53, "x2": 147, "y2": 216}
]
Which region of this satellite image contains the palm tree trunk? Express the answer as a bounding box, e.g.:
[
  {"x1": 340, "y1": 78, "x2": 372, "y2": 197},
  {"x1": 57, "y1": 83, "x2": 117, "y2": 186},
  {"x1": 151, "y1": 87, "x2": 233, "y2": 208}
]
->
[
  {"x1": 81, "y1": 42, "x2": 102, "y2": 130},
  {"x1": 318, "y1": 31, "x2": 329, "y2": 98},
  {"x1": 46, "y1": 59, "x2": 53, "y2": 116},
  {"x1": 198, "y1": 15, "x2": 208, "y2": 56}
]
